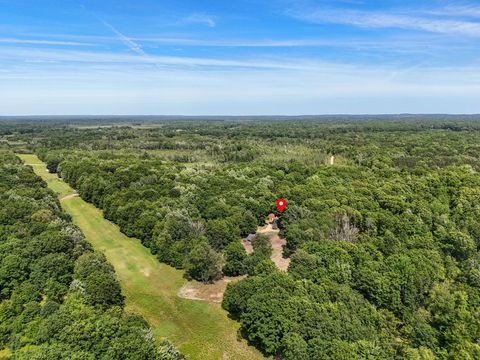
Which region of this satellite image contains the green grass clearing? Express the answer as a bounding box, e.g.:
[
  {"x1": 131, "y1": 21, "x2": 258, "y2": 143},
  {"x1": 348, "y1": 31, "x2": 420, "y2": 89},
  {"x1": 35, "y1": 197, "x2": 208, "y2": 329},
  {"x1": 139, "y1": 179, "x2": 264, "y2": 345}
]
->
[
  {"x1": 17, "y1": 154, "x2": 265, "y2": 360},
  {"x1": 19, "y1": 154, "x2": 73, "y2": 198}
]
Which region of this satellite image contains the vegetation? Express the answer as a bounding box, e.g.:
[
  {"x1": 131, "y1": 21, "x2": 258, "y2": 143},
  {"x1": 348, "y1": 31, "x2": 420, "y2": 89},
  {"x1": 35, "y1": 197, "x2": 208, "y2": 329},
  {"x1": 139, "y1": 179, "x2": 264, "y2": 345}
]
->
[
  {"x1": 223, "y1": 241, "x2": 248, "y2": 276},
  {"x1": 0, "y1": 150, "x2": 183, "y2": 359},
  {"x1": 15, "y1": 154, "x2": 264, "y2": 360},
  {"x1": 4, "y1": 116, "x2": 480, "y2": 358},
  {"x1": 184, "y1": 241, "x2": 224, "y2": 283}
]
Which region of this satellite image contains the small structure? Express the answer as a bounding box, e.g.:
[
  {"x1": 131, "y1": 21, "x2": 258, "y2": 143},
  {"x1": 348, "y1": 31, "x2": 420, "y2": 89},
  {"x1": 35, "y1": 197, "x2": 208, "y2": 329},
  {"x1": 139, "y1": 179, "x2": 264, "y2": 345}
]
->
[
  {"x1": 271, "y1": 219, "x2": 279, "y2": 230},
  {"x1": 268, "y1": 213, "x2": 279, "y2": 229},
  {"x1": 268, "y1": 213, "x2": 276, "y2": 223},
  {"x1": 244, "y1": 233, "x2": 256, "y2": 242}
]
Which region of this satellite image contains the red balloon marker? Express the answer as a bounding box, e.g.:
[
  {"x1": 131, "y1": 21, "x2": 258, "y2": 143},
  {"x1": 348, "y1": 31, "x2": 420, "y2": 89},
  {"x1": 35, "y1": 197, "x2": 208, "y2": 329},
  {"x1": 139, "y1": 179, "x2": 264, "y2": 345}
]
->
[{"x1": 276, "y1": 198, "x2": 287, "y2": 213}]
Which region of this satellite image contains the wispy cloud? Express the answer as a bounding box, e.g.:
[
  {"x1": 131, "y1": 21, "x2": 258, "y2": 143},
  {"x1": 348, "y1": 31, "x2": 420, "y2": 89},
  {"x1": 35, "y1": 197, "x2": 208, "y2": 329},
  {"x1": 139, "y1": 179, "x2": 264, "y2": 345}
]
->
[
  {"x1": 22, "y1": 32, "x2": 469, "y2": 56},
  {"x1": 0, "y1": 38, "x2": 95, "y2": 46},
  {"x1": 181, "y1": 13, "x2": 216, "y2": 28},
  {"x1": 428, "y1": 4, "x2": 480, "y2": 18},
  {"x1": 291, "y1": 7, "x2": 480, "y2": 37},
  {"x1": 12, "y1": 33, "x2": 362, "y2": 47},
  {"x1": 0, "y1": 46, "x2": 326, "y2": 70},
  {"x1": 101, "y1": 21, "x2": 147, "y2": 57},
  {"x1": 80, "y1": 3, "x2": 151, "y2": 58},
  {"x1": 2, "y1": 57, "x2": 480, "y2": 115}
]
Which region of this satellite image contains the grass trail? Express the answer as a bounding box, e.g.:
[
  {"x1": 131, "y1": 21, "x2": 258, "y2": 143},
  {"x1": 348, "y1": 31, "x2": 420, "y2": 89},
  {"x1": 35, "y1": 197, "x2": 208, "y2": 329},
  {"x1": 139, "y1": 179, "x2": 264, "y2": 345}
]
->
[{"x1": 18, "y1": 154, "x2": 265, "y2": 360}]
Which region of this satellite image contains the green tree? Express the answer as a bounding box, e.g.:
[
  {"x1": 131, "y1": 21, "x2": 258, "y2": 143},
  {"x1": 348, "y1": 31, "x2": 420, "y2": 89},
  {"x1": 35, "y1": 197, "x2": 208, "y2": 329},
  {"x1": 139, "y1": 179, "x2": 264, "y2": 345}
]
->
[
  {"x1": 223, "y1": 241, "x2": 247, "y2": 276},
  {"x1": 282, "y1": 332, "x2": 309, "y2": 360},
  {"x1": 234, "y1": 210, "x2": 258, "y2": 237},
  {"x1": 45, "y1": 154, "x2": 63, "y2": 173},
  {"x1": 184, "y1": 241, "x2": 224, "y2": 283},
  {"x1": 206, "y1": 218, "x2": 238, "y2": 250},
  {"x1": 153, "y1": 212, "x2": 202, "y2": 268}
]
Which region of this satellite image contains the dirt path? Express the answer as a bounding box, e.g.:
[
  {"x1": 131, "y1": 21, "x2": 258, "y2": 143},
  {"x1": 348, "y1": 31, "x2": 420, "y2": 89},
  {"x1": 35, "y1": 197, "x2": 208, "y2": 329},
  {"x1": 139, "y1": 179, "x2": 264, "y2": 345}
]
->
[
  {"x1": 257, "y1": 224, "x2": 291, "y2": 272},
  {"x1": 241, "y1": 239, "x2": 254, "y2": 254},
  {"x1": 60, "y1": 193, "x2": 79, "y2": 201}
]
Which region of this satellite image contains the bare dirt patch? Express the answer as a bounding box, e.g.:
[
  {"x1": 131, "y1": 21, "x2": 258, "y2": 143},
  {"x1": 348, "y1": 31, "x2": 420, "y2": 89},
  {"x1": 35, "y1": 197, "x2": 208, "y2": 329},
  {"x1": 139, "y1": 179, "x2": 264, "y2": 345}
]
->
[
  {"x1": 178, "y1": 276, "x2": 246, "y2": 303},
  {"x1": 140, "y1": 267, "x2": 151, "y2": 277},
  {"x1": 241, "y1": 239, "x2": 254, "y2": 254},
  {"x1": 257, "y1": 224, "x2": 290, "y2": 272},
  {"x1": 178, "y1": 223, "x2": 291, "y2": 304},
  {"x1": 268, "y1": 233, "x2": 290, "y2": 272}
]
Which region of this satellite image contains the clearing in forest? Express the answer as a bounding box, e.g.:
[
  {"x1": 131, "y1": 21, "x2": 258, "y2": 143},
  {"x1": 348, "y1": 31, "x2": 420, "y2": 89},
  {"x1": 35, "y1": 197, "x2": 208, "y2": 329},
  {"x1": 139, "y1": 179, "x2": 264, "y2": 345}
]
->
[
  {"x1": 179, "y1": 223, "x2": 290, "y2": 304},
  {"x1": 18, "y1": 154, "x2": 265, "y2": 360},
  {"x1": 256, "y1": 224, "x2": 291, "y2": 272},
  {"x1": 178, "y1": 276, "x2": 246, "y2": 304}
]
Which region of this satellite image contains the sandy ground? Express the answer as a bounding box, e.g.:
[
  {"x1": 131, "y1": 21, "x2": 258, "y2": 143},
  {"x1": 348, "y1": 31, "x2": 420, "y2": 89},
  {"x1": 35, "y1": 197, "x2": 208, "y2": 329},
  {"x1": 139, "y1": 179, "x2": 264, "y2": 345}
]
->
[
  {"x1": 241, "y1": 239, "x2": 254, "y2": 254},
  {"x1": 257, "y1": 224, "x2": 291, "y2": 272},
  {"x1": 178, "y1": 276, "x2": 246, "y2": 303}
]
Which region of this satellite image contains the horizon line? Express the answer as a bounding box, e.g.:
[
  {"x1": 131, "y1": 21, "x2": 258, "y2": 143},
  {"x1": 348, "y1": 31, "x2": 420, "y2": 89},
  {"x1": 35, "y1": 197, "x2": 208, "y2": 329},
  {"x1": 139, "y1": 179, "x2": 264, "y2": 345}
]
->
[{"x1": 2, "y1": 113, "x2": 480, "y2": 118}]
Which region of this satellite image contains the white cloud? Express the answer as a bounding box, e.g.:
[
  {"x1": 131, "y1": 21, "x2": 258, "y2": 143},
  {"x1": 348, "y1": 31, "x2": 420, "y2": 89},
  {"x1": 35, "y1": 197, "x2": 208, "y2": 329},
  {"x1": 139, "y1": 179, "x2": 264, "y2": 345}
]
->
[
  {"x1": 0, "y1": 46, "x2": 337, "y2": 71},
  {"x1": 2, "y1": 63, "x2": 480, "y2": 115},
  {"x1": 428, "y1": 5, "x2": 480, "y2": 18},
  {"x1": 292, "y1": 8, "x2": 480, "y2": 37},
  {"x1": 101, "y1": 21, "x2": 147, "y2": 57},
  {"x1": 0, "y1": 38, "x2": 95, "y2": 46},
  {"x1": 182, "y1": 13, "x2": 216, "y2": 28},
  {"x1": 19, "y1": 31, "x2": 476, "y2": 55},
  {"x1": 2, "y1": 48, "x2": 480, "y2": 112},
  {"x1": 7, "y1": 33, "x2": 388, "y2": 48}
]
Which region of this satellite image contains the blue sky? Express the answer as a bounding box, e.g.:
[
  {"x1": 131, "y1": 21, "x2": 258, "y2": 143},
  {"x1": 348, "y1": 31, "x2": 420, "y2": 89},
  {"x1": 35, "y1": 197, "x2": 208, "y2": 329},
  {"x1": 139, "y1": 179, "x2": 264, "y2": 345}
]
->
[{"x1": 1, "y1": 0, "x2": 480, "y2": 115}]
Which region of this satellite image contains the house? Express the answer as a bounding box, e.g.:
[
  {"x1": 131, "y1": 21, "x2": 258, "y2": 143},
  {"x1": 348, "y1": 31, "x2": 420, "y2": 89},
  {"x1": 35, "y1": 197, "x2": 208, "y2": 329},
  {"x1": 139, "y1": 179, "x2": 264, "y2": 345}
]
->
[{"x1": 268, "y1": 213, "x2": 276, "y2": 223}]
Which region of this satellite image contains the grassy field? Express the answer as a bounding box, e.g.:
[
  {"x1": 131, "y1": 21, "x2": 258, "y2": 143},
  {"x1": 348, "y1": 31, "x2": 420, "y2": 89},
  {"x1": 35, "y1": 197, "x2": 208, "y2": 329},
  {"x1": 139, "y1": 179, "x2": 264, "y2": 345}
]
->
[
  {"x1": 20, "y1": 155, "x2": 73, "y2": 198},
  {"x1": 18, "y1": 154, "x2": 265, "y2": 360}
]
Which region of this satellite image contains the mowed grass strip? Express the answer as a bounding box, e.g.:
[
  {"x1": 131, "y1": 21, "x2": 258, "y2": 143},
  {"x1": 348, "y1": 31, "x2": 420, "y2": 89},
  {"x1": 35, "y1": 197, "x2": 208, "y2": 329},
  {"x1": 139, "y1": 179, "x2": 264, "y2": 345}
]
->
[
  {"x1": 18, "y1": 154, "x2": 266, "y2": 360},
  {"x1": 18, "y1": 154, "x2": 73, "y2": 198}
]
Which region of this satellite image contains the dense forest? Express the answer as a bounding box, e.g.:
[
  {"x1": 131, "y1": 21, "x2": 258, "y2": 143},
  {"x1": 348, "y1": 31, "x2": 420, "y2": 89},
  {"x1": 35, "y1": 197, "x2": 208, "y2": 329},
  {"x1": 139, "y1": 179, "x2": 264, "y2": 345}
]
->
[
  {"x1": 0, "y1": 150, "x2": 183, "y2": 359},
  {"x1": 3, "y1": 117, "x2": 480, "y2": 359}
]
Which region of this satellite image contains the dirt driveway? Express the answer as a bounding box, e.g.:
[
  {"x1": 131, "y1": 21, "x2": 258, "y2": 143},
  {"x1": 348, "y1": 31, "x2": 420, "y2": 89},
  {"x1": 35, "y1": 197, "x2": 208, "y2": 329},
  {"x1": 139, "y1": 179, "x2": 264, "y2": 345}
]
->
[
  {"x1": 179, "y1": 223, "x2": 291, "y2": 303},
  {"x1": 256, "y1": 224, "x2": 290, "y2": 272}
]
